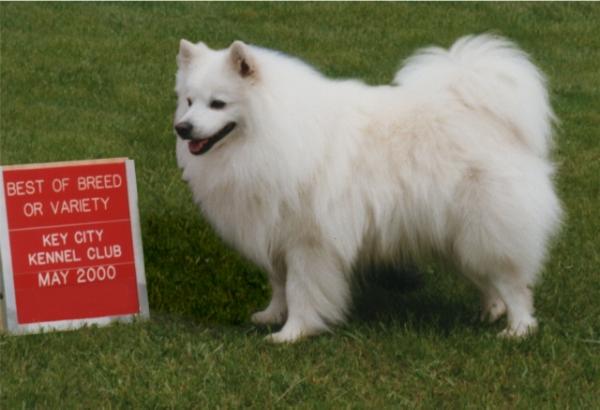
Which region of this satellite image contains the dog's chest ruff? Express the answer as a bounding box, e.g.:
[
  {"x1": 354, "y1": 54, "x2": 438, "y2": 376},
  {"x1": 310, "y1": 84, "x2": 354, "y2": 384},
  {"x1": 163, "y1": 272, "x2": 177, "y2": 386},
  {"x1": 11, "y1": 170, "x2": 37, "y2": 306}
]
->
[{"x1": 198, "y1": 177, "x2": 282, "y2": 267}]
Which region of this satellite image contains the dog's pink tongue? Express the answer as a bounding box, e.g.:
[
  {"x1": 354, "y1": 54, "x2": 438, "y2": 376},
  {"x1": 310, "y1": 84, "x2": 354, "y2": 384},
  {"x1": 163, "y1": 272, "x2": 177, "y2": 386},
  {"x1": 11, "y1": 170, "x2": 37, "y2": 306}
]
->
[{"x1": 188, "y1": 139, "x2": 207, "y2": 155}]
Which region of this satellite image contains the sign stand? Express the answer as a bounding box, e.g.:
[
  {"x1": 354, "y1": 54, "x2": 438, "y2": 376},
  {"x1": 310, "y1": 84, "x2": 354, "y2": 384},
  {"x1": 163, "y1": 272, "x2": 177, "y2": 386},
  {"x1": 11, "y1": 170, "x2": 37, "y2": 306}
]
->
[{"x1": 0, "y1": 158, "x2": 149, "y2": 334}]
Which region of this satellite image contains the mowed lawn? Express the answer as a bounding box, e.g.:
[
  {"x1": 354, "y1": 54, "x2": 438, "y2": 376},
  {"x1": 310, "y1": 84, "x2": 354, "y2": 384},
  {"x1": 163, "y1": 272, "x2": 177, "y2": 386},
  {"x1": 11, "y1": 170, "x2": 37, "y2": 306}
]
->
[{"x1": 1, "y1": 3, "x2": 599, "y2": 408}]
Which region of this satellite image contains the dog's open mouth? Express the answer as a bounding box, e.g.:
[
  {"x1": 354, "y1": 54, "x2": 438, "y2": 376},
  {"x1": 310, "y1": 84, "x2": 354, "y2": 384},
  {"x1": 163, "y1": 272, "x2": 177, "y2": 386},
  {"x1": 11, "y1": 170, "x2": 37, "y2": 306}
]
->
[{"x1": 188, "y1": 122, "x2": 237, "y2": 155}]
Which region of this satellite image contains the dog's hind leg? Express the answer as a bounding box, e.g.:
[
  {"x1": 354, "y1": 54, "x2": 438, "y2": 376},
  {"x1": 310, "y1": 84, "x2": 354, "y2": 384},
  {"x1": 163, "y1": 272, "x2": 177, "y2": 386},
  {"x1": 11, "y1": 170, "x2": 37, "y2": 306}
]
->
[
  {"x1": 466, "y1": 274, "x2": 507, "y2": 323},
  {"x1": 457, "y1": 249, "x2": 537, "y2": 337},
  {"x1": 266, "y1": 246, "x2": 350, "y2": 343},
  {"x1": 461, "y1": 263, "x2": 535, "y2": 337},
  {"x1": 489, "y1": 271, "x2": 538, "y2": 338},
  {"x1": 480, "y1": 282, "x2": 507, "y2": 324},
  {"x1": 251, "y1": 271, "x2": 287, "y2": 326}
]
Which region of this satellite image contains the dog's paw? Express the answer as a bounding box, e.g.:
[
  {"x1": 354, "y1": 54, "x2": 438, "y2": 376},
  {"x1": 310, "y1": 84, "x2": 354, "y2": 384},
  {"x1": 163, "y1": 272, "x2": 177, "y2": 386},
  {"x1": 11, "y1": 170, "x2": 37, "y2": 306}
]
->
[
  {"x1": 480, "y1": 298, "x2": 507, "y2": 323},
  {"x1": 497, "y1": 318, "x2": 538, "y2": 339},
  {"x1": 265, "y1": 330, "x2": 304, "y2": 344},
  {"x1": 264, "y1": 319, "x2": 327, "y2": 343},
  {"x1": 251, "y1": 308, "x2": 286, "y2": 326}
]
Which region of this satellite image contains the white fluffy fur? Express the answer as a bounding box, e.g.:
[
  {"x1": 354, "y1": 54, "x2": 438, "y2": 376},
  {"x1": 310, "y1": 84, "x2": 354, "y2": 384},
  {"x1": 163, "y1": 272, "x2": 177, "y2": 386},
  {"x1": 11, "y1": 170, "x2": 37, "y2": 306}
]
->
[{"x1": 174, "y1": 35, "x2": 562, "y2": 343}]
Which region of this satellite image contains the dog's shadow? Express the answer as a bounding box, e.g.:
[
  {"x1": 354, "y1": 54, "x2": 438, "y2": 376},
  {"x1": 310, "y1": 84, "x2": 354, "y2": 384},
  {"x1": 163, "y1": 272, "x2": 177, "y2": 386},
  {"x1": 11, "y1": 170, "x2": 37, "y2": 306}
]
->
[{"x1": 349, "y1": 265, "x2": 481, "y2": 335}]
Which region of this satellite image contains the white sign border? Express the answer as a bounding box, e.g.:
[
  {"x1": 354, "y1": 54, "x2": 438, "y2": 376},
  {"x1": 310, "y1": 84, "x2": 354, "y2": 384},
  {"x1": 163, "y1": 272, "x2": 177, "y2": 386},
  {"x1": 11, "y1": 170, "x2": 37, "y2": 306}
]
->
[
  {"x1": 126, "y1": 159, "x2": 150, "y2": 321},
  {"x1": 0, "y1": 158, "x2": 150, "y2": 334}
]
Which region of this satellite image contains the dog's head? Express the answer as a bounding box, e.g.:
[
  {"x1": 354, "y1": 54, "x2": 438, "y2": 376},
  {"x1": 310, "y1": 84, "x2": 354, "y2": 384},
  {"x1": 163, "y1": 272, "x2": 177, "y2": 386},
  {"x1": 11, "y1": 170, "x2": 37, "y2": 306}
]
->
[{"x1": 174, "y1": 40, "x2": 258, "y2": 156}]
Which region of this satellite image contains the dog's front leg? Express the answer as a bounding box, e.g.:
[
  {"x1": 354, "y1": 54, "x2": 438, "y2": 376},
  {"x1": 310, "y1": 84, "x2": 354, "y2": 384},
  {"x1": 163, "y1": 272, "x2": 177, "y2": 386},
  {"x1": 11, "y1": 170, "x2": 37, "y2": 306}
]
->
[{"x1": 266, "y1": 247, "x2": 350, "y2": 343}]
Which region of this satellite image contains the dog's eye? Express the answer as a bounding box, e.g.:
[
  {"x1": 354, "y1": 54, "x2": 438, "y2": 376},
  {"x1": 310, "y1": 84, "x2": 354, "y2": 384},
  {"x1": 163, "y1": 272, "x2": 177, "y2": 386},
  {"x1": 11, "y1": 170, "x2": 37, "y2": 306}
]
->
[
  {"x1": 186, "y1": 98, "x2": 192, "y2": 107},
  {"x1": 209, "y1": 99, "x2": 226, "y2": 110}
]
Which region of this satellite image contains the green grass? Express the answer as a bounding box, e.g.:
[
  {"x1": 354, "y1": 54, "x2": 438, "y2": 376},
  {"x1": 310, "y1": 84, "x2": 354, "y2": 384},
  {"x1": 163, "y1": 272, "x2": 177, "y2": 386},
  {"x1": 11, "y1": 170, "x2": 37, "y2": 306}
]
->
[{"x1": 1, "y1": 2, "x2": 599, "y2": 408}]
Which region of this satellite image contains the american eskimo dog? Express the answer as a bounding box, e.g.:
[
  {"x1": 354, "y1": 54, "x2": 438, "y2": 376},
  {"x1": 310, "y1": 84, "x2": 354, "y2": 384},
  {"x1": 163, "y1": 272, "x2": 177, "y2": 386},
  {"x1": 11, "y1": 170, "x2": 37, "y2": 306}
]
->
[{"x1": 173, "y1": 35, "x2": 561, "y2": 343}]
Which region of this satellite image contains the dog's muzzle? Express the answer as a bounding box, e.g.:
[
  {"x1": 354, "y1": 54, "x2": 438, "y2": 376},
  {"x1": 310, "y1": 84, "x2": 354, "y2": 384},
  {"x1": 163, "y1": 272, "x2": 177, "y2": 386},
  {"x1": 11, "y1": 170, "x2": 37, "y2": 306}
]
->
[{"x1": 174, "y1": 121, "x2": 237, "y2": 156}]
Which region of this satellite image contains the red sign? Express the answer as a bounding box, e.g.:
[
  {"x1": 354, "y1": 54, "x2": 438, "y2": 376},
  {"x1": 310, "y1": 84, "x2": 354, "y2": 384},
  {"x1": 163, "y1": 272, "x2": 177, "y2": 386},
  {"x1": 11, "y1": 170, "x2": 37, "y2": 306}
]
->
[{"x1": 0, "y1": 159, "x2": 148, "y2": 333}]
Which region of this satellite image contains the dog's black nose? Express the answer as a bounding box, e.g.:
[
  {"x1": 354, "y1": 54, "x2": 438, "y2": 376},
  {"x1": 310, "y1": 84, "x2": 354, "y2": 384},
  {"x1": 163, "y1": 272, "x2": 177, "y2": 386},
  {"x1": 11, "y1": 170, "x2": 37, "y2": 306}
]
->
[{"x1": 175, "y1": 122, "x2": 193, "y2": 139}]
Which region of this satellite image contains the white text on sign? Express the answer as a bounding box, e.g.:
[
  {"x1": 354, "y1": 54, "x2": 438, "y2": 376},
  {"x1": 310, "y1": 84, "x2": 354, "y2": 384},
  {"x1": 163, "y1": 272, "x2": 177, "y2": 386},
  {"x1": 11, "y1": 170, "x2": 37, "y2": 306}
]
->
[
  {"x1": 38, "y1": 265, "x2": 117, "y2": 288},
  {"x1": 6, "y1": 173, "x2": 122, "y2": 219},
  {"x1": 28, "y1": 245, "x2": 122, "y2": 266},
  {"x1": 42, "y1": 229, "x2": 104, "y2": 247}
]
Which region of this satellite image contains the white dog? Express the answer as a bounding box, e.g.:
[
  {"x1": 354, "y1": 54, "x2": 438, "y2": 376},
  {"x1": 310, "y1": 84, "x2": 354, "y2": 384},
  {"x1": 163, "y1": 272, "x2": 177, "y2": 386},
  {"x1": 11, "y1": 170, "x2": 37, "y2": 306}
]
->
[{"x1": 173, "y1": 35, "x2": 562, "y2": 343}]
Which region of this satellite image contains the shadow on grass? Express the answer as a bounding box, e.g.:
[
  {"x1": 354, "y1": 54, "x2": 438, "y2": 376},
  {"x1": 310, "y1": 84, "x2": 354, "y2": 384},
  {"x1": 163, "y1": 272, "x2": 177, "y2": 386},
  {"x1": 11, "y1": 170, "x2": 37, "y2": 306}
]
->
[{"x1": 350, "y1": 266, "x2": 484, "y2": 336}]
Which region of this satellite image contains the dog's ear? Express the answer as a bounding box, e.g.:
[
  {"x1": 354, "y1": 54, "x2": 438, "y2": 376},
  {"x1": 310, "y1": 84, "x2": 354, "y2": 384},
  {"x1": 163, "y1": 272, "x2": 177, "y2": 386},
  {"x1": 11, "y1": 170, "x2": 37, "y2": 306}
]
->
[
  {"x1": 229, "y1": 41, "x2": 257, "y2": 79},
  {"x1": 177, "y1": 39, "x2": 206, "y2": 68}
]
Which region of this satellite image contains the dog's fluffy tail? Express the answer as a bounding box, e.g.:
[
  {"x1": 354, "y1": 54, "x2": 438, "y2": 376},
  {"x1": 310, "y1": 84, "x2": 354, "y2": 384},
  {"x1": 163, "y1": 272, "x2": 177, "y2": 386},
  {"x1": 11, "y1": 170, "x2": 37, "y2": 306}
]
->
[{"x1": 394, "y1": 34, "x2": 555, "y2": 158}]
